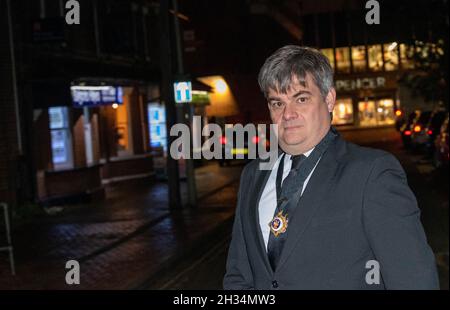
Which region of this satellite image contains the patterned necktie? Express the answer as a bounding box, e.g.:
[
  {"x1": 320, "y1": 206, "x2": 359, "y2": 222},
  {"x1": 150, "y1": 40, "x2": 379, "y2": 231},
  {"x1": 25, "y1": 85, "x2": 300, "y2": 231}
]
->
[
  {"x1": 266, "y1": 129, "x2": 337, "y2": 271},
  {"x1": 267, "y1": 154, "x2": 306, "y2": 271}
]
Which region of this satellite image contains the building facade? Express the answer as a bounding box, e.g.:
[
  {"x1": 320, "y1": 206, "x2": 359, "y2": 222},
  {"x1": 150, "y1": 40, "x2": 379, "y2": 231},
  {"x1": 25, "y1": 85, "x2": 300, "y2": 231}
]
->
[
  {"x1": 298, "y1": 0, "x2": 447, "y2": 128},
  {"x1": 178, "y1": 0, "x2": 447, "y2": 127},
  {"x1": 1, "y1": 0, "x2": 164, "y2": 209}
]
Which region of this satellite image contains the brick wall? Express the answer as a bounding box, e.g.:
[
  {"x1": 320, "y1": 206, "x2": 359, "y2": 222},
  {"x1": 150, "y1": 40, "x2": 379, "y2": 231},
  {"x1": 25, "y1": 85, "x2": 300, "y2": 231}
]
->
[
  {"x1": 44, "y1": 165, "x2": 103, "y2": 199},
  {"x1": 101, "y1": 155, "x2": 153, "y2": 180}
]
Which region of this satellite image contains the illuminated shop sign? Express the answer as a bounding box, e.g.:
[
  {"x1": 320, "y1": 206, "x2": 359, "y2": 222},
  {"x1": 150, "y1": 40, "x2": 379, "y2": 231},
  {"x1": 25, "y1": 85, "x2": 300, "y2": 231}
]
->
[
  {"x1": 335, "y1": 77, "x2": 386, "y2": 91},
  {"x1": 191, "y1": 90, "x2": 210, "y2": 105},
  {"x1": 71, "y1": 86, "x2": 123, "y2": 107},
  {"x1": 147, "y1": 102, "x2": 167, "y2": 152}
]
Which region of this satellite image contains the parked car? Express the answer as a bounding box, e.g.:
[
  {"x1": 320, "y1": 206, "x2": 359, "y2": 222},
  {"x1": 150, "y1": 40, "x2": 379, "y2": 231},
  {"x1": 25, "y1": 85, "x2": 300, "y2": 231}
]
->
[
  {"x1": 409, "y1": 110, "x2": 432, "y2": 151},
  {"x1": 425, "y1": 110, "x2": 447, "y2": 157},
  {"x1": 400, "y1": 110, "x2": 420, "y2": 149},
  {"x1": 411, "y1": 110, "x2": 446, "y2": 153},
  {"x1": 218, "y1": 126, "x2": 269, "y2": 166},
  {"x1": 433, "y1": 114, "x2": 449, "y2": 168}
]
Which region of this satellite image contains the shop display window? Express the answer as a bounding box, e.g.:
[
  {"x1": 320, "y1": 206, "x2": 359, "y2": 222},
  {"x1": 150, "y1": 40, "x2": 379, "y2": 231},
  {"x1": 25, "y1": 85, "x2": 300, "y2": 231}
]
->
[
  {"x1": 336, "y1": 47, "x2": 351, "y2": 73},
  {"x1": 49, "y1": 107, "x2": 73, "y2": 169},
  {"x1": 358, "y1": 101, "x2": 377, "y2": 126},
  {"x1": 383, "y1": 42, "x2": 399, "y2": 71},
  {"x1": 332, "y1": 98, "x2": 354, "y2": 125},
  {"x1": 351, "y1": 45, "x2": 367, "y2": 72},
  {"x1": 376, "y1": 99, "x2": 395, "y2": 125},
  {"x1": 358, "y1": 98, "x2": 395, "y2": 126},
  {"x1": 368, "y1": 45, "x2": 383, "y2": 71}
]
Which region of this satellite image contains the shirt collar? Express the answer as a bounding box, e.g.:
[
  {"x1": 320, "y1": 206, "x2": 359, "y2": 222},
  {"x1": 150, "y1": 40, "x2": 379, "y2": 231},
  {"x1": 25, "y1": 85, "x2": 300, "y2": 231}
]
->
[
  {"x1": 303, "y1": 147, "x2": 315, "y2": 157},
  {"x1": 284, "y1": 146, "x2": 315, "y2": 160}
]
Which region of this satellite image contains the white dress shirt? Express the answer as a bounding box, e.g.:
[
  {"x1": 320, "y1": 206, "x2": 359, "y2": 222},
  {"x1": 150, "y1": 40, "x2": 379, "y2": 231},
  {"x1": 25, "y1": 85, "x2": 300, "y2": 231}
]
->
[{"x1": 258, "y1": 147, "x2": 321, "y2": 251}]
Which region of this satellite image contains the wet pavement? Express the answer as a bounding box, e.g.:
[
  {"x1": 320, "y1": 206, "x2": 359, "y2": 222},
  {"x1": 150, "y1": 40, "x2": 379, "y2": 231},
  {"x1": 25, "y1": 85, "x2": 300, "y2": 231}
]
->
[
  {"x1": 0, "y1": 127, "x2": 448, "y2": 290},
  {"x1": 0, "y1": 161, "x2": 243, "y2": 289}
]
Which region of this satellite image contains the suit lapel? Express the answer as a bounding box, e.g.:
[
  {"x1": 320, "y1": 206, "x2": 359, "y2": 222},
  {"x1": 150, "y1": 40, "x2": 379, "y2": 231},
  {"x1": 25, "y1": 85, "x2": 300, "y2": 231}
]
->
[
  {"x1": 248, "y1": 161, "x2": 274, "y2": 275},
  {"x1": 276, "y1": 135, "x2": 346, "y2": 271}
]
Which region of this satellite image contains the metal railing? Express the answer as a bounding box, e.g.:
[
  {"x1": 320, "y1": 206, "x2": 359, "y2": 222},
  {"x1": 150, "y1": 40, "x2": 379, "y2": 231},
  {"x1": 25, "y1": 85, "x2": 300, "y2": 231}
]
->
[{"x1": 0, "y1": 202, "x2": 15, "y2": 275}]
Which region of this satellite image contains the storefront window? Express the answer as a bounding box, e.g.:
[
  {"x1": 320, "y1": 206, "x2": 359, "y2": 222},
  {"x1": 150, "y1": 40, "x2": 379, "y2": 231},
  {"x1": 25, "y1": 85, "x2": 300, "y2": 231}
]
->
[
  {"x1": 358, "y1": 101, "x2": 377, "y2": 126},
  {"x1": 400, "y1": 43, "x2": 415, "y2": 69},
  {"x1": 368, "y1": 45, "x2": 383, "y2": 71},
  {"x1": 358, "y1": 99, "x2": 395, "y2": 127},
  {"x1": 351, "y1": 45, "x2": 366, "y2": 72},
  {"x1": 383, "y1": 42, "x2": 399, "y2": 71},
  {"x1": 321, "y1": 48, "x2": 335, "y2": 70},
  {"x1": 336, "y1": 47, "x2": 351, "y2": 73},
  {"x1": 332, "y1": 98, "x2": 354, "y2": 125},
  {"x1": 49, "y1": 107, "x2": 73, "y2": 169},
  {"x1": 376, "y1": 99, "x2": 395, "y2": 125},
  {"x1": 147, "y1": 102, "x2": 167, "y2": 153}
]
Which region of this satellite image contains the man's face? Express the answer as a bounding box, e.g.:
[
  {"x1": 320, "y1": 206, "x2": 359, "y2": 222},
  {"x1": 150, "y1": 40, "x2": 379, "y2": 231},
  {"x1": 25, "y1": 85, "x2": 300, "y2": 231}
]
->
[{"x1": 267, "y1": 73, "x2": 335, "y2": 155}]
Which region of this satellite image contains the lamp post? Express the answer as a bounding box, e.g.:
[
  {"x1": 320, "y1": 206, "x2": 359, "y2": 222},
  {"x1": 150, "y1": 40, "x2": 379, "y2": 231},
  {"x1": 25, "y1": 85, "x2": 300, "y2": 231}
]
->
[
  {"x1": 159, "y1": 0, "x2": 181, "y2": 209},
  {"x1": 172, "y1": 0, "x2": 197, "y2": 207}
]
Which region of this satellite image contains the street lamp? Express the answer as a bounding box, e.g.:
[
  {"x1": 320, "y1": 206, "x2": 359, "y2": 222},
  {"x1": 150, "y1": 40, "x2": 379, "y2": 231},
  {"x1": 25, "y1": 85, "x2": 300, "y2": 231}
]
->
[{"x1": 214, "y1": 79, "x2": 228, "y2": 94}]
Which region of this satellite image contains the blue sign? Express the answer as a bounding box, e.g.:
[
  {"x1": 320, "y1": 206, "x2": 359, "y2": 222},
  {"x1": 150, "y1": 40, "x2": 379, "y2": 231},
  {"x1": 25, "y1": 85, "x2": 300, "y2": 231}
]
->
[
  {"x1": 173, "y1": 81, "x2": 192, "y2": 103},
  {"x1": 71, "y1": 86, "x2": 123, "y2": 108},
  {"x1": 147, "y1": 102, "x2": 167, "y2": 152}
]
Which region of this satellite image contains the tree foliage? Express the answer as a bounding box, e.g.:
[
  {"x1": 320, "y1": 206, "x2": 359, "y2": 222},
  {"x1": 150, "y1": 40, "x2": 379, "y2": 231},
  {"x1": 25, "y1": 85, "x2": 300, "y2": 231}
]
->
[{"x1": 398, "y1": 39, "x2": 447, "y2": 105}]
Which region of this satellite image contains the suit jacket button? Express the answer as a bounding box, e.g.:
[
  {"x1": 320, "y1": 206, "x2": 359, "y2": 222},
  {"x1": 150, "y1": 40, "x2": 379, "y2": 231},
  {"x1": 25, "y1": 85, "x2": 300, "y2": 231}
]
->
[{"x1": 272, "y1": 280, "x2": 279, "y2": 289}]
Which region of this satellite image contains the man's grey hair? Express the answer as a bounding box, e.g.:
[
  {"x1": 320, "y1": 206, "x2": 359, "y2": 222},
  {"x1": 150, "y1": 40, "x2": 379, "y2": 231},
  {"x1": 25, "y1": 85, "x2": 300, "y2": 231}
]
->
[{"x1": 258, "y1": 45, "x2": 334, "y2": 99}]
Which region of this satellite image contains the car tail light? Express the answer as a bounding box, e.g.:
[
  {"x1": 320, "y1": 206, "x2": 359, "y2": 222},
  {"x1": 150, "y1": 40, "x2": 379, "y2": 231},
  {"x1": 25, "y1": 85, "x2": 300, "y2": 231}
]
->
[
  {"x1": 404, "y1": 130, "x2": 412, "y2": 136},
  {"x1": 413, "y1": 125, "x2": 421, "y2": 132},
  {"x1": 252, "y1": 136, "x2": 260, "y2": 144},
  {"x1": 219, "y1": 136, "x2": 227, "y2": 145},
  {"x1": 427, "y1": 130, "x2": 433, "y2": 135}
]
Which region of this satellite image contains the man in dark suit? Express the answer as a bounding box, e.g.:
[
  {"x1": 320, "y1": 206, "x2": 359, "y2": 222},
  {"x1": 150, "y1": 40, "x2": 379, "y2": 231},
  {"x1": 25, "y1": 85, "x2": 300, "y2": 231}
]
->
[{"x1": 223, "y1": 45, "x2": 439, "y2": 290}]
